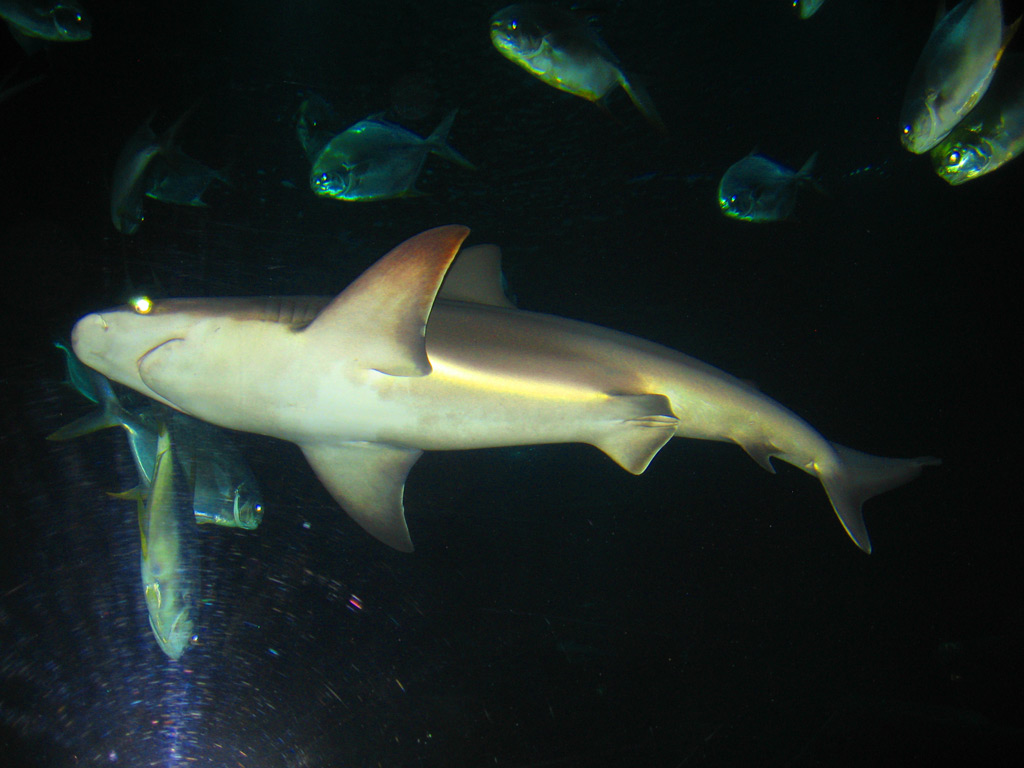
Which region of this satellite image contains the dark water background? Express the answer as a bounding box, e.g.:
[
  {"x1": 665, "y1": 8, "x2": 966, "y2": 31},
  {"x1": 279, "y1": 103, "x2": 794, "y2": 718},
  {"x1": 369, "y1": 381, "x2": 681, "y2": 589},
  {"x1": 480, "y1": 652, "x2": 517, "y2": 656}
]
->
[{"x1": 2, "y1": 1, "x2": 1022, "y2": 765}]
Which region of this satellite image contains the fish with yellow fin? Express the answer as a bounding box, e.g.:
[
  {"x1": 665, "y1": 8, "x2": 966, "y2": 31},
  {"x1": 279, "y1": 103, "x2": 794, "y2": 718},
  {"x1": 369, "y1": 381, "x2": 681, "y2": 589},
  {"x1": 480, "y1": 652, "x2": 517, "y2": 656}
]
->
[
  {"x1": 931, "y1": 54, "x2": 1024, "y2": 183},
  {"x1": 900, "y1": 0, "x2": 1020, "y2": 153}
]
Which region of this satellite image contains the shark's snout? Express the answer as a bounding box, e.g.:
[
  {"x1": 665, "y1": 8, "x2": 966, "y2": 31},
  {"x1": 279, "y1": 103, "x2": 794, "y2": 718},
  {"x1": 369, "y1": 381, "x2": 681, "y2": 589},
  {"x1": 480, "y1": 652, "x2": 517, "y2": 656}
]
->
[{"x1": 70, "y1": 313, "x2": 109, "y2": 363}]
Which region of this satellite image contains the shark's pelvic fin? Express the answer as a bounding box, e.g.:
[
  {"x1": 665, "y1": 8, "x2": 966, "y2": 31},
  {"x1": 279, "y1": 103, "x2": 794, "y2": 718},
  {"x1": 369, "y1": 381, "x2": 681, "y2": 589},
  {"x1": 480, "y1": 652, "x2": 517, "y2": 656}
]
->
[
  {"x1": 438, "y1": 244, "x2": 516, "y2": 309},
  {"x1": 589, "y1": 393, "x2": 679, "y2": 474},
  {"x1": 302, "y1": 442, "x2": 423, "y2": 552},
  {"x1": 303, "y1": 225, "x2": 471, "y2": 377}
]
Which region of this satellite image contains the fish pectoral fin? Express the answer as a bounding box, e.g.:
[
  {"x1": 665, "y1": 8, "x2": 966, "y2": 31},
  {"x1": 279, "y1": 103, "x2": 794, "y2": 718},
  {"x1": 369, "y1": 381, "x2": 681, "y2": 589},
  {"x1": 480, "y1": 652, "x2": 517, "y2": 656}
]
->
[
  {"x1": 301, "y1": 442, "x2": 423, "y2": 552},
  {"x1": 589, "y1": 394, "x2": 678, "y2": 474},
  {"x1": 108, "y1": 484, "x2": 148, "y2": 501}
]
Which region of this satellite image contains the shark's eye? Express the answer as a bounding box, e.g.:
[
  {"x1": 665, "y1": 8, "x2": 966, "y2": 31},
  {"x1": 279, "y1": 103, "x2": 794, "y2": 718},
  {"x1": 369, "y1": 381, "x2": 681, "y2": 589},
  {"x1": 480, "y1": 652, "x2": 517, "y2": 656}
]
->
[
  {"x1": 902, "y1": 125, "x2": 911, "y2": 136},
  {"x1": 132, "y1": 296, "x2": 153, "y2": 314}
]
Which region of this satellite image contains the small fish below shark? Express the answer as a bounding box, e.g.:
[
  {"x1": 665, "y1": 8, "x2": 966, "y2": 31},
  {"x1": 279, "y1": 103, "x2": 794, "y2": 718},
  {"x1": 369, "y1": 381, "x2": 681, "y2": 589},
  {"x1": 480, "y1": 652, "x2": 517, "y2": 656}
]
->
[{"x1": 70, "y1": 227, "x2": 939, "y2": 555}]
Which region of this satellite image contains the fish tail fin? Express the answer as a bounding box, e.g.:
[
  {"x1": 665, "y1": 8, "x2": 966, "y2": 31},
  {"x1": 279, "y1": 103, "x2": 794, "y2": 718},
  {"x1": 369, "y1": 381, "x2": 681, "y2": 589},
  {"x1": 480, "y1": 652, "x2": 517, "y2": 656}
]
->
[
  {"x1": 796, "y1": 151, "x2": 828, "y2": 195},
  {"x1": 797, "y1": 151, "x2": 819, "y2": 177},
  {"x1": 159, "y1": 101, "x2": 201, "y2": 154},
  {"x1": 818, "y1": 443, "x2": 940, "y2": 554},
  {"x1": 1000, "y1": 16, "x2": 1022, "y2": 63},
  {"x1": 54, "y1": 340, "x2": 99, "y2": 403},
  {"x1": 618, "y1": 72, "x2": 667, "y2": 133},
  {"x1": 47, "y1": 372, "x2": 126, "y2": 441},
  {"x1": 426, "y1": 109, "x2": 477, "y2": 170}
]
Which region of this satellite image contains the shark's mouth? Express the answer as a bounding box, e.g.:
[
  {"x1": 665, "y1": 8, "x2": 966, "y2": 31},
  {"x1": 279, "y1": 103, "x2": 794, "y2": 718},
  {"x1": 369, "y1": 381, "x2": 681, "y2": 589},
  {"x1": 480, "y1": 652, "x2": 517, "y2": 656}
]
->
[{"x1": 138, "y1": 337, "x2": 186, "y2": 405}]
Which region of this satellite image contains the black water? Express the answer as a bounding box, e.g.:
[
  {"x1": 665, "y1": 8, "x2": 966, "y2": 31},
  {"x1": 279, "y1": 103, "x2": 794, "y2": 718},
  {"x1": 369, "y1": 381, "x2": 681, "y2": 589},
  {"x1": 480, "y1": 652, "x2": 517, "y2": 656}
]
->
[{"x1": 2, "y1": 1, "x2": 1022, "y2": 765}]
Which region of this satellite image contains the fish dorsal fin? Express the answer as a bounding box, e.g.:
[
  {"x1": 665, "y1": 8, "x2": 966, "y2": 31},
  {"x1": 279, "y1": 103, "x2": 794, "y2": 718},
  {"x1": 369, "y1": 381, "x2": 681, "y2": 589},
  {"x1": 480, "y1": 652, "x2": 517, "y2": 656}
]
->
[
  {"x1": 304, "y1": 225, "x2": 470, "y2": 376},
  {"x1": 438, "y1": 244, "x2": 516, "y2": 308},
  {"x1": 301, "y1": 442, "x2": 423, "y2": 552}
]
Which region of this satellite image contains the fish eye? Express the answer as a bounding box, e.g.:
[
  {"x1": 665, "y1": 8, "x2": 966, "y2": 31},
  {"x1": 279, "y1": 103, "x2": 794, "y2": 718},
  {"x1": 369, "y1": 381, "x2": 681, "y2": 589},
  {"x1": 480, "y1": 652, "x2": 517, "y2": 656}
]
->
[
  {"x1": 53, "y1": 6, "x2": 86, "y2": 32},
  {"x1": 131, "y1": 296, "x2": 153, "y2": 314},
  {"x1": 947, "y1": 150, "x2": 961, "y2": 165},
  {"x1": 901, "y1": 125, "x2": 911, "y2": 136}
]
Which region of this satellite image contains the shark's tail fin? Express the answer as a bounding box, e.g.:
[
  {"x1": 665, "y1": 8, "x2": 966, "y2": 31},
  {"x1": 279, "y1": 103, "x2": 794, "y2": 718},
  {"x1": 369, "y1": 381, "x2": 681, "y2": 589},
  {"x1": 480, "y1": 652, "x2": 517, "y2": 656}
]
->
[{"x1": 819, "y1": 443, "x2": 940, "y2": 554}]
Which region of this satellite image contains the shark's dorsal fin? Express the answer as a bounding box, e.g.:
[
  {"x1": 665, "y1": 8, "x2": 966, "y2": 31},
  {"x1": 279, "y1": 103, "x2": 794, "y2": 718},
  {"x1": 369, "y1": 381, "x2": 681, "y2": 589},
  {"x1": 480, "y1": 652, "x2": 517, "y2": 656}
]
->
[
  {"x1": 301, "y1": 442, "x2": 423, "y2": 552},
  {"x1": 438, "y1": 244, "x2": 516, "y2": 309},
  {"x1": 304, "y1": 225, "x2": 470, "y2": 377}
]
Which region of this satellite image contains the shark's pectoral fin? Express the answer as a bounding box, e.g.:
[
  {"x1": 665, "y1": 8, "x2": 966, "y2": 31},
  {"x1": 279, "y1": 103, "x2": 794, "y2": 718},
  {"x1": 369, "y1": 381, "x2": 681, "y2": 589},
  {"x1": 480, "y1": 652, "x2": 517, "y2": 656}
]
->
[
  {"x1": 301, "y1": 442, "x2": 423, "y2": 552},
  {"x1": 590, "y1": 394, "x2": 679, "y2": 474},
  {"x1": 302, "y1": 225, "x2": 470, "y2": 377}
]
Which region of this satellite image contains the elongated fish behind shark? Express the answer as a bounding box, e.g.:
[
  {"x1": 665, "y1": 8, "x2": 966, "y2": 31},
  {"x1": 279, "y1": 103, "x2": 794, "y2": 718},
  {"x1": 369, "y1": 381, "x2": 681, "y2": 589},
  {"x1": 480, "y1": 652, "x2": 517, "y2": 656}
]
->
[{"x1": 70, "y1": 227, "x2": 938, "y2": 555}]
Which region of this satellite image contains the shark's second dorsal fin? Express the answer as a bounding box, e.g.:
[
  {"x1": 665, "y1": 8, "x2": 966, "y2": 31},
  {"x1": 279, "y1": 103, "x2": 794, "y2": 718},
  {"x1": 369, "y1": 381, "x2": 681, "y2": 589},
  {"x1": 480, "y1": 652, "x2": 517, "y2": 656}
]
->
[
  {"x1": 438, "y1": 244, "x2": 516, "y2": 309},
  {"x1": 304, "y1": 225, "x2": 470, "y2": 377}
]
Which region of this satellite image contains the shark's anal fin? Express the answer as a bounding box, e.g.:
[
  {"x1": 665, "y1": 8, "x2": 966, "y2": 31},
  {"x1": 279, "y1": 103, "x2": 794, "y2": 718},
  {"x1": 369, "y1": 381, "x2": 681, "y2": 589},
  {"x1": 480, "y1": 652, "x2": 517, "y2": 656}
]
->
[
  {"x1": 303, "y1": 225, "x2": 470, "y2": 377},
  {"x1": 301, "y1": 442, "x2": 423, "y2": 552},
  {"x1": 590, "y1": 394, "x2": 679, "y2": 474}
]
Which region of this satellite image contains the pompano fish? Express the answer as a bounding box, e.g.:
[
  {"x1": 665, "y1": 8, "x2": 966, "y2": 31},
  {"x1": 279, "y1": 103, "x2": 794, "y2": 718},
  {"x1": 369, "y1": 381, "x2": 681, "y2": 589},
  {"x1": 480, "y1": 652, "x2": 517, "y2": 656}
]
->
[
  {"x1": 900, "y1": 0, "x2": 1019, "y2": 154},
  {"x1": 139, "y1": 424, "x2": 197, "y2": 660},
  {"x1": 111, "y1": 109, "x2": 225, "y2": 234},
  {"x1": 171, "y1": 417, "x2": 264, "y2": 530},
  {"x1": 490, "y1": 3, "x2": 665, "y2": 131},
  {"x1": 793, "y1": 0, "x2": 827, "y2": 20},
  {"x1": 718, "y1": 151, "x2": 819, "y2": 222},
  {"x1": 0, "y1": 0, "x2": 90, "y2": 42},
  {"x1": 111, "y1": 112, "x2": 190, "y2": 235},
  {"x1": 931, "y1": 54, "x2": 1024, "y2": 183},
  {"x1": 296, "y1": 93, "x2": 340, "y2": 163},
  {"x1": 309, "y1": 110, "x2": 475, "y2": 201}
]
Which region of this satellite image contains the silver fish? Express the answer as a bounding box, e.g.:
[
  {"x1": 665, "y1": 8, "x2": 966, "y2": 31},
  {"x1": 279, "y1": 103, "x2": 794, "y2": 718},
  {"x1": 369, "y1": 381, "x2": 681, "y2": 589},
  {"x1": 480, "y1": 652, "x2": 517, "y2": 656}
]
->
[
  {"x1": 900, "y1": 0, "x2": 1019, "y2": 154},
  {"x1": 309, "y1": 110, "x2": 475, "y2": 201},
  {"x1": 931, "y1": 53, "x2": 1024, "y2": 183},
  {"x1": 139, "y1": 424, "x2": 197, "y2": 660},
  {"x1": 718, "y1": 151, "x2": 818, "y2": 222},
  {"x1": 490, "y1": 3, "x2": 664, "y2": 131},
  {"x1": 793, "y1": 0, "x2": 827, "y2": 20},
  {"x1": 0, "y1": 0, "x2": 90, "y2": 42}
]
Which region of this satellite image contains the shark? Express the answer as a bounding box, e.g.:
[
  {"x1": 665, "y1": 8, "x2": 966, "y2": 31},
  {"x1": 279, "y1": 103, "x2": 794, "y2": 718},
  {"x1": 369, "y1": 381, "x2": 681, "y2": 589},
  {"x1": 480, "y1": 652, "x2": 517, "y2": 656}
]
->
[{"x1": 71, "y1": 225, "x2": 939, "y2": 554}]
